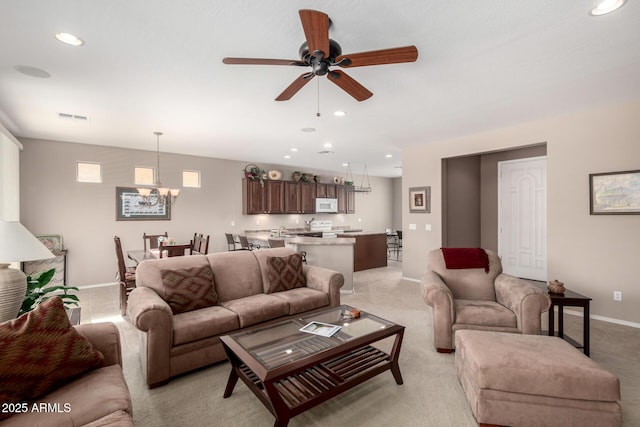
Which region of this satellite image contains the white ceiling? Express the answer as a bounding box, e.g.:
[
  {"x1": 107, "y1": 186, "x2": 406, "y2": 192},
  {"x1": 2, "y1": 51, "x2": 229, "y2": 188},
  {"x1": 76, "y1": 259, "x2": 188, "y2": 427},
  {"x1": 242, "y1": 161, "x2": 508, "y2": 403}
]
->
[{"x1": 1, "y1": 1, "x2": 639, "y2": 177}]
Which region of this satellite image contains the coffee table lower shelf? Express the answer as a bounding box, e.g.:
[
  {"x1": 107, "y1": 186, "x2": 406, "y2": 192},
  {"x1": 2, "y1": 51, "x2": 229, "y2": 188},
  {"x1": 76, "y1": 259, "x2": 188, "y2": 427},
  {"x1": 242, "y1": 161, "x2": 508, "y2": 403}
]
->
[{"x1": 224, "y1": 344, "x2": 402, "y2": 427}]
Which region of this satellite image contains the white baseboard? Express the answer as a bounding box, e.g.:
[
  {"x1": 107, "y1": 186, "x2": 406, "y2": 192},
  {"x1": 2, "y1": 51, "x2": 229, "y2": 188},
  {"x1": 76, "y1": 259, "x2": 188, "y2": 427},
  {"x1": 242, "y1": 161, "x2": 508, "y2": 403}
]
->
[
  {"x1": 79, "y1": 282, "x2": 118, "y2": 289},
  {"x1": 402, "y1": 276, "x2": 420, "y2": 284},
  {"x1": 562, "y1": 308, "x2": 640, "y2": 329}
]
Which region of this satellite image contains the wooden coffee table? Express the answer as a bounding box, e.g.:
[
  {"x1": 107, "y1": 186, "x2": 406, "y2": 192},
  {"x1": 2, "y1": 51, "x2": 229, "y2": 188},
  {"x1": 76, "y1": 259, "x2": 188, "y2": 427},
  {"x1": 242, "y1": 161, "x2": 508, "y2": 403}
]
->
[{"x1": 220, "y1": 305, "x2": 405, "y2": 427}]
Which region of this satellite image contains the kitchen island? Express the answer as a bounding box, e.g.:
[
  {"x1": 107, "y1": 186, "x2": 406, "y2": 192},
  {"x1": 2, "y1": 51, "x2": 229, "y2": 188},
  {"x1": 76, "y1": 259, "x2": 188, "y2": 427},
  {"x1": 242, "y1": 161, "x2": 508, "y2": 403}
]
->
[{"x1": 337, "y1": 232, "x2": 388, "y2": 272}]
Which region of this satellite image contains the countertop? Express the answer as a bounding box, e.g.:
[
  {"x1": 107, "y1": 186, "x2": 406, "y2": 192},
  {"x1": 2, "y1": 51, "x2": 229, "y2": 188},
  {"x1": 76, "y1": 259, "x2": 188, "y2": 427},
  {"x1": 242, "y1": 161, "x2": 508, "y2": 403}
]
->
[
  {"x1": 245, "y1": 232, "x2": 355, "y2": 246},
  {"x1": 336, "y1": 231, "x2": 387, "y2": 237}
]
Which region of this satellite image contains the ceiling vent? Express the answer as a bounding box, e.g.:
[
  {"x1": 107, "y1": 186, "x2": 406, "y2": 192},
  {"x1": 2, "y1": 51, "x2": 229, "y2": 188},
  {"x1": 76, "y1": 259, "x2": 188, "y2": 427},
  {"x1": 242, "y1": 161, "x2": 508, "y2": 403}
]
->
[
  {"x1": 318, "y1": 150, "x2": 334, "y2": 155},
  {"x1": 58, "y1": 112, "x2": 89, "y2": 122}
]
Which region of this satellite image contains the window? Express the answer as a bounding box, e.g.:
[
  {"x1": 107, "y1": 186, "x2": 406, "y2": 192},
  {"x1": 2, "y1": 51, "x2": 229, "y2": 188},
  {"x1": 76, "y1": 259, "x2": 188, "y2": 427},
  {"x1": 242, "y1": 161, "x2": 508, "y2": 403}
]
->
[
  {"x1": 135, "y1": 167, "x2": 154, "y2": 185},
  {"x1": 183, "y1": 170, "x2": 200, "y2": 188},
  {"x1": 76, "y1": 162, "x2": 101, "y2": 183}
]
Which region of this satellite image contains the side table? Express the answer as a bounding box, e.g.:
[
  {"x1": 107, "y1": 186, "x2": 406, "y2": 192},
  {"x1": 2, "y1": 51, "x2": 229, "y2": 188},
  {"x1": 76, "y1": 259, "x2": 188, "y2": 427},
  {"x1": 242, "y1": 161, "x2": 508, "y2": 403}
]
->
[{"x1": 544, "y1": 286, "x2": 592, "y2": 356}]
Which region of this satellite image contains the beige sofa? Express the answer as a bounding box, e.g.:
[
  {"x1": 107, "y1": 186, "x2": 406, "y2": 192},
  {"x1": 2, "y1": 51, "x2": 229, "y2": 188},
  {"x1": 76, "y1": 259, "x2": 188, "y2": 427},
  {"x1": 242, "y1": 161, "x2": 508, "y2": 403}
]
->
[
  {"x1": 128, "y1": 247, "x2": 344, "y2": 388},
  {"x1": 1, "y1": 322, "x2": 133, "y2": 427},
  {"x1": 421, "y1": 248, "x2": 550, "y2": 352}
]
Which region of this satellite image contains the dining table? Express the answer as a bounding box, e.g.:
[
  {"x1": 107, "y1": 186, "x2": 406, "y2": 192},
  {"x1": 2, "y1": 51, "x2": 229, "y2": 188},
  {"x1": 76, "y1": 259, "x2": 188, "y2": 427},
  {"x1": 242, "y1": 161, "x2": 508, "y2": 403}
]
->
[{"x1": 127, "y1": 249, "x2": 159, "y2": 264}]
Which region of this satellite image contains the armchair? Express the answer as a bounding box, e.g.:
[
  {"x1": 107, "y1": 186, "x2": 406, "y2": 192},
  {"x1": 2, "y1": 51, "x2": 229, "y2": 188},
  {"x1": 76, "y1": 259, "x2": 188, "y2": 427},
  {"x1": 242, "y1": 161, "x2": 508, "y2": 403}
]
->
[{"x1": 421, "y1": 248, "x2": 550, "y2": 353}]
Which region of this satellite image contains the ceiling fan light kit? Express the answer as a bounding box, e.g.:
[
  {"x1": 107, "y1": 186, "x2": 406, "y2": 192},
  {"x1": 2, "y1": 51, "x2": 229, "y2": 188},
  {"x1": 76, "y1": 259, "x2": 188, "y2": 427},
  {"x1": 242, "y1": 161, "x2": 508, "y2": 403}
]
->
[{"x1": 223, "y1": 9, "x2": 418, "y2": 102}]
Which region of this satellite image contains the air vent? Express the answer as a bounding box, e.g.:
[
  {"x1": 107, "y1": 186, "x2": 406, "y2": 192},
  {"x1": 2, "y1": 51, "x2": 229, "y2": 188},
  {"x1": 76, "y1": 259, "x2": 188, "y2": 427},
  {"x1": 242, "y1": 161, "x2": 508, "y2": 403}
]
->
[
  {"x1": 318, "y1": 150, "x2": 334, "y2": 155},
  {"x1": 58, "y1": 112, "x2": 89, "y2": 122}
]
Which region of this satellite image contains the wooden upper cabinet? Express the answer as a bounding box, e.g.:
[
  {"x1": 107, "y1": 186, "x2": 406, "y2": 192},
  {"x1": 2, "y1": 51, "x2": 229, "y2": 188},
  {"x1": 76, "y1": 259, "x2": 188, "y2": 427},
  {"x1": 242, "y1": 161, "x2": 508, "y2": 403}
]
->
[
  {"x1": 316, "y1": 183, "x2": 327, "y2": 198},
  {"x1": 326, "y1": 184, "x2": 337, "y2": 198},
  {"x1": 242, "y1": 179, "x2": 266, "y2": 214},
  {"x1": 336, "y1": 184, "x2": 356, "y2": 214},
  {"x1": 265, "y1": 180, "x2": 284, "y2": 214},
  {"x1": 300, "y1": 182, "x2": 316, "y2": 213},
  {"x1": 284, "y1": 181, "x2": 301, "y2": 213}
]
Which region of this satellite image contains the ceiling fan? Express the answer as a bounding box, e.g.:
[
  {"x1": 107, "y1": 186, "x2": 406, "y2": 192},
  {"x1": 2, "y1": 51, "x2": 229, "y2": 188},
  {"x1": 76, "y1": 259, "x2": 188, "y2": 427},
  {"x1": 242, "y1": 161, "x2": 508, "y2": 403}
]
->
[{"x1": 222, "y1": 9, "x2": 418, "y2": 102}]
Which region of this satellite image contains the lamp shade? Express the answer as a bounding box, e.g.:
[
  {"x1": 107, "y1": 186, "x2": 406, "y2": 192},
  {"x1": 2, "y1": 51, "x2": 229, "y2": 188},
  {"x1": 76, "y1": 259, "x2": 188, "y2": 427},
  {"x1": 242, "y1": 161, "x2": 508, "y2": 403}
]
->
[{"x1": 0, "y1": 221, "x2": 55, "y2": 262}]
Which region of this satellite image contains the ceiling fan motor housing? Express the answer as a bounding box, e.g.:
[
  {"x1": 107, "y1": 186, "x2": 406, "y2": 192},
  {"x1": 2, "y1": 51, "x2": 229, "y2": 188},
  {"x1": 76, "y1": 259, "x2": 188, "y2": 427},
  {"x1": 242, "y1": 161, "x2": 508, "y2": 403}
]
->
[{"x1": 299, "y1": 39, "x2": 343, "y2": 75}]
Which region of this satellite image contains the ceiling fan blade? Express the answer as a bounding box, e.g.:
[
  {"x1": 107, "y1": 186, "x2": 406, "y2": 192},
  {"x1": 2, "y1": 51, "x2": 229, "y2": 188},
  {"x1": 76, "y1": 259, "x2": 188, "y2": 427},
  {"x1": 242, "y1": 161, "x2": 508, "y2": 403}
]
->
[
  {"x1": 327, "y1": 70, "x2": 372, "y2": 102},
  {"x1": 222, "y1": 57, "x2": 306, "y2": 66},
  {"x1": 275, "y1": 73, "x2": 315, "y2": 101},
  {"x1": 299, "y1": 9, "x2": 330, "y2": 58},
  {"x1": 336, "y1": 45, "x2": 418, "y2": 68}
]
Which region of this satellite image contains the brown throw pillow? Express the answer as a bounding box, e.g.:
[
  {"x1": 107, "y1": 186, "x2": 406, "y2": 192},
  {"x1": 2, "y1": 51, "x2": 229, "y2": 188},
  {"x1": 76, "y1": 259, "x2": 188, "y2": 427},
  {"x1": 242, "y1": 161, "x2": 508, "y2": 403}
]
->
[
  {"x1": 160, "y1": 266, "x2": 218, "y2": 314},
  {"x1": 266, "y1": 253, "x2": 306, "y2": 293},
  {"x1": 0, "y1": 296, "x2": 104, "y2": 419}
]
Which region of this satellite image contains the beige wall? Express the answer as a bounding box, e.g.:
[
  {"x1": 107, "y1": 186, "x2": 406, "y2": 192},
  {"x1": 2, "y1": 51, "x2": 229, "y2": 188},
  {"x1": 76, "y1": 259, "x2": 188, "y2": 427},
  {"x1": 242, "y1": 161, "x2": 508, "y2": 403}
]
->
[
  {"x1": 19, "y1": 138, "x2": 394, "y2": 286},
  {"x1": 403, "y1": 101, "x2": 640, "y2": 323}
]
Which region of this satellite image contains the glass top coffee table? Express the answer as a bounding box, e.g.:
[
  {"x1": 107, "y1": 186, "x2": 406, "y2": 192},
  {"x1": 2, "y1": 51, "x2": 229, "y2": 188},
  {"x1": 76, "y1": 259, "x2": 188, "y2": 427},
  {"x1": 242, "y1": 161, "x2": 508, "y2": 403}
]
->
[{"x1": 220, "y1": 305, "x2": 405, "y2": 427}]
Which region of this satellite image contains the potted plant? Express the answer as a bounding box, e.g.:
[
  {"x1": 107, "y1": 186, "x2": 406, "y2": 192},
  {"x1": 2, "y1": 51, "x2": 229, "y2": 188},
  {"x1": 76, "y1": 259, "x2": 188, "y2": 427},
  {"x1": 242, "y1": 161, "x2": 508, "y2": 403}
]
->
[
  {"x1": 243, "y1": 164, "x2": 266, "y2": 186},
  {"x1": 20, "y1": 268, "x2": 79, "y2": 316}
]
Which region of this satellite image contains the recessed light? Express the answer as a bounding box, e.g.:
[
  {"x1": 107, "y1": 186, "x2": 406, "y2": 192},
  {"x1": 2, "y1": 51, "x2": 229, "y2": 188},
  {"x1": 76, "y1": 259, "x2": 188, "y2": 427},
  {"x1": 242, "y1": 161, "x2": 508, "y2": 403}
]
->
[
  {"x1": 301, "y1": 127, "x2": 316, "y2": 133},
  {"x1": 284, "y1": 155, "x2": 291, "y2": 159},
  {"x1": 590, "y1": 0, "x2": 625, "y2": 15},
  {"x1": 14, "y1": 65, "x2": 51, "y2": 78},
  {"x1": 323, "y1": 142, "x2": 333, "y2": 148},
  {"x1": 334, "y1": 111, "x2": 346, "y2": 117},
  {"x1": 290, "y1": 148, "x2": 298, "y2": 152},
  {"x1": 342, "y1": 163, "x2": 349, "y2": 167},
  {"x1": 385, "y1": 154, "x2": 393, "y2": 158},
  {"x1": 54, "y1": 32, "x2": 84, "y2": 46}
]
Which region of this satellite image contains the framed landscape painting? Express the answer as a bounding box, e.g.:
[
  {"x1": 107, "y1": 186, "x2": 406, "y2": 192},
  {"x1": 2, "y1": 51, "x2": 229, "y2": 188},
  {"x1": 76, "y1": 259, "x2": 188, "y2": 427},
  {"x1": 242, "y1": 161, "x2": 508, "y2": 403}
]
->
[
  {"x1": 116, "y1": 187, "x2": 171, "y2": 220},
  {"x1": 409, "y1": 186, "x2": 431, "y2": 213},
  {"x1": 589, "y1": 170, "x2": 640, "y2": 215}
]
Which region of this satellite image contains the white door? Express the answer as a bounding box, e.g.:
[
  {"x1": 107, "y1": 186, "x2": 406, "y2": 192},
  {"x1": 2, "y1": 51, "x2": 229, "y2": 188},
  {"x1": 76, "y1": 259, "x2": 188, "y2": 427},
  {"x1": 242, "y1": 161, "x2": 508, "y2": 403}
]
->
[{"x1": 498, "y1": 157, "x2": 547, "y2": 281}]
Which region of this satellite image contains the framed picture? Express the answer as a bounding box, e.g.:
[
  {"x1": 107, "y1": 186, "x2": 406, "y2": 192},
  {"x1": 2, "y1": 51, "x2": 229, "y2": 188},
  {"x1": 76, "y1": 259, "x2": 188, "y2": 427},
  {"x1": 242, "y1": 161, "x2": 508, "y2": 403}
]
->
[
  {"x1": 36, "y1": 234, "x2": 63, "y2": 252},
  {"x1": 409, "y1": 186, "x2": 431, "y2": 213},
  {"x1": 589, "y1": 170, "x2": 640, "y2": 215},
  {"x1": 116, "y1": 187, "x2": 171, "y2": 221}
]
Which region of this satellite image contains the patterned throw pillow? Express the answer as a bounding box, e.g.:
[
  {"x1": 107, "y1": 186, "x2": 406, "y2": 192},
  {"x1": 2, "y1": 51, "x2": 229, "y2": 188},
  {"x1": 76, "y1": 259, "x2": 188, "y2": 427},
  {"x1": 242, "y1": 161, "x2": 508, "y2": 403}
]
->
[
  {"x1": 0, "y1": 296, "x2": 104, "y2": 419},
  {"x1": 266, "y1": 253, "x2": 306, "y2": 293},
  {"x1": 160, "y1": 266, "x2": 218, "y2": 314}
]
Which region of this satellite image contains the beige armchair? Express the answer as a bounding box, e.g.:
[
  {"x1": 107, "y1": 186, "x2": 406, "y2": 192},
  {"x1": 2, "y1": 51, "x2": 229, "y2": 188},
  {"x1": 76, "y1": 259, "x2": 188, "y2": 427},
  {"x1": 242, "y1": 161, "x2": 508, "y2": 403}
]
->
[{"x1": 421, "y1": 248, "x2": 550, "y2": 353}]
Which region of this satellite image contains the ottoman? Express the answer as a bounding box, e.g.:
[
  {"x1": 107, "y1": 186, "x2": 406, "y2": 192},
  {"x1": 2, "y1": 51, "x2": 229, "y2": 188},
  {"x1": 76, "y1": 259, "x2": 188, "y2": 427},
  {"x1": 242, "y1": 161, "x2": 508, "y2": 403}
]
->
[{"x1": 455, "y1": 330, "x2": 622, "y2": 427}]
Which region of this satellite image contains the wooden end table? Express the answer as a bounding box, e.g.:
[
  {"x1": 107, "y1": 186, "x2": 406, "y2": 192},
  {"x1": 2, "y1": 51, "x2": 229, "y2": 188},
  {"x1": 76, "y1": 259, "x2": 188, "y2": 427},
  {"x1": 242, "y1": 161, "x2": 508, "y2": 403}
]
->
[
  {"x1": 220, "y1": 305, "x2": 404, "y2": 427},
  {"x1": 545, "y1": 287, "x2": 592, "y2": 356}
]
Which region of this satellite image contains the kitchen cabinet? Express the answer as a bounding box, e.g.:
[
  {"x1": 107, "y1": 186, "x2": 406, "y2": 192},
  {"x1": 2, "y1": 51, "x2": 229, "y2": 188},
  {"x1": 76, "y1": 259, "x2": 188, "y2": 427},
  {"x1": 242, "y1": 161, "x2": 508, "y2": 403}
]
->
[
  {"x1": 300, "y1": 182, "x2": 316, "y2": 213},
  {"x1": 317, "y1": 183, "x2": 337, "y2": 198},
  {"x1": 283, "y1": 181, "x2": 316, "y2": 214},
  {"x1": 266, "y1": 180, "x2": 284, "y2": 214},
  {"x1": 242, "y1": 179, "x2": 266, "y2": 214},
  {"x1": 336, "y1": 185, "x2": 356, "y2": 214}
]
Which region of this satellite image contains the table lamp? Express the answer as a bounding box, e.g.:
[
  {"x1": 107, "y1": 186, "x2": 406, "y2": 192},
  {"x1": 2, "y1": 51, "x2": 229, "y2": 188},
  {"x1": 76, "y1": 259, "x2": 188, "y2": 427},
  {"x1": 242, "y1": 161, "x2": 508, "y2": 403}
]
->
[{"x1": 0, "y1": 220, "x2": 55, "y2": 323}]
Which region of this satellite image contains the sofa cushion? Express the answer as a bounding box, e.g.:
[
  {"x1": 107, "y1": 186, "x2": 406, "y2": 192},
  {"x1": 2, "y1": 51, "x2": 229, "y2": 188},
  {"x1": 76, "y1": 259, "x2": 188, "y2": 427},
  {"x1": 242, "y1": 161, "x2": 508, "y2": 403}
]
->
[
  {"x1": 265, "y1": 253, "x2": 306, "y2": 293},
  {"x1": 173, "y1": 305, "x2": 240, "y2": 345},
  {"x1": 136, "y1": 254, "x2": 211, "y2": 297},
  {"x1": 0, "y1": 297, "x2": 104, "y2": 416},
  {"x1": 251, "y1": 247, "x2": 298, "y2": 293},
  {"x1": 160, "y1": 266, "x2": 218, "y2": 314},
  {"x1": 206, "y1": 251, "x2": 264, "y2": 301},
  {"x1": 454, "y1": 299, "x2": 517, "y2": 328},
  {"x1": 220, "y1": 294, "x2": 289, "y2": 328},
  {"x1": 270, "y1": 288, "x2": 330, "y2": 315},
  {"x1": 0, "y1": 364, "x2": 132, "y2": 427}
]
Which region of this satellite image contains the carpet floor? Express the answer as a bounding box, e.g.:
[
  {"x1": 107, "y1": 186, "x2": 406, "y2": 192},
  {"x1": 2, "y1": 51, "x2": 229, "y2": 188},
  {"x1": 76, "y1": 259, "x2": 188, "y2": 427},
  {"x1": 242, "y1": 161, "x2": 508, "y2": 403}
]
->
[{"x1": 80, "y1": 261, "x2": 640, "y2": 426}]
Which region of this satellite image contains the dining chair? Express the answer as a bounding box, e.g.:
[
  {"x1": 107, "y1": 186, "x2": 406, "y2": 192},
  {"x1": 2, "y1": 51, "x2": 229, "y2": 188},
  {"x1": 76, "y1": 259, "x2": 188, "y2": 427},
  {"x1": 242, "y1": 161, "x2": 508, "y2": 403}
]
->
[
  {"x1": 143, "y1": 232, "x2": 168, "y2": 251},
  {"x1": 237, "y1": 235, "x2": 254, "y2": 251},
  {"x1": 114, "y1": 236, "x2": 136, "y2": 316},
  {"x1": 192, "y1": 233, "x2": 210, "y2": 255},
  {"x1": 159, "y1": 242, "x2": 193, "y2": 258},
  {"x1": 225, "y1": 233, "x2": 240, "y2": 251},
  {"x1": 268, "y1": 239, "x2": 285, "y2": 248}
]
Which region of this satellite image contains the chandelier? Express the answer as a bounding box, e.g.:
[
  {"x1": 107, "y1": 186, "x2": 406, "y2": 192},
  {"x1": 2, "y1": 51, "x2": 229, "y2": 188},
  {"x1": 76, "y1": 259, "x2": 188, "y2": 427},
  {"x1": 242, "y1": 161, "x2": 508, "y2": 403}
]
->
[{"x1": 137, "y1": 132, "x2": 180, "y2": 206}]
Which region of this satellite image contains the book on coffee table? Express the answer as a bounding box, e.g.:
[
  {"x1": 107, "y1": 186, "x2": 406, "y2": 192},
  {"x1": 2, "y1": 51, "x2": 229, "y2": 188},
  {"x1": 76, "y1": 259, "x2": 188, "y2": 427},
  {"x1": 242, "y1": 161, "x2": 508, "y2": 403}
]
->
[{"x1": 299, "y1": 321, "x2": 341, "y2": 337}]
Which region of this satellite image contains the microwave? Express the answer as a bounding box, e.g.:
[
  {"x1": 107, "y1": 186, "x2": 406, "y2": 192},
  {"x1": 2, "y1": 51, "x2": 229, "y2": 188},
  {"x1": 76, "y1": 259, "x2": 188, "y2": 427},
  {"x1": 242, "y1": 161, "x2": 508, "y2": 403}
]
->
[{"x1": 315, "y1": 198, "x2": 338, "y2": 213}]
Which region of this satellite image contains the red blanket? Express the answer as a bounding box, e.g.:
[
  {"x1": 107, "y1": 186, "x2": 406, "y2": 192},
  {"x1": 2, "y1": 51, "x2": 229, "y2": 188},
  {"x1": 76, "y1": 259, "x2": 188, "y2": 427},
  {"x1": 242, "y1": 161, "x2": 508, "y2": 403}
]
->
[{"x1": 441, "y1": 248, "x2": 489, "y2": 273}]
